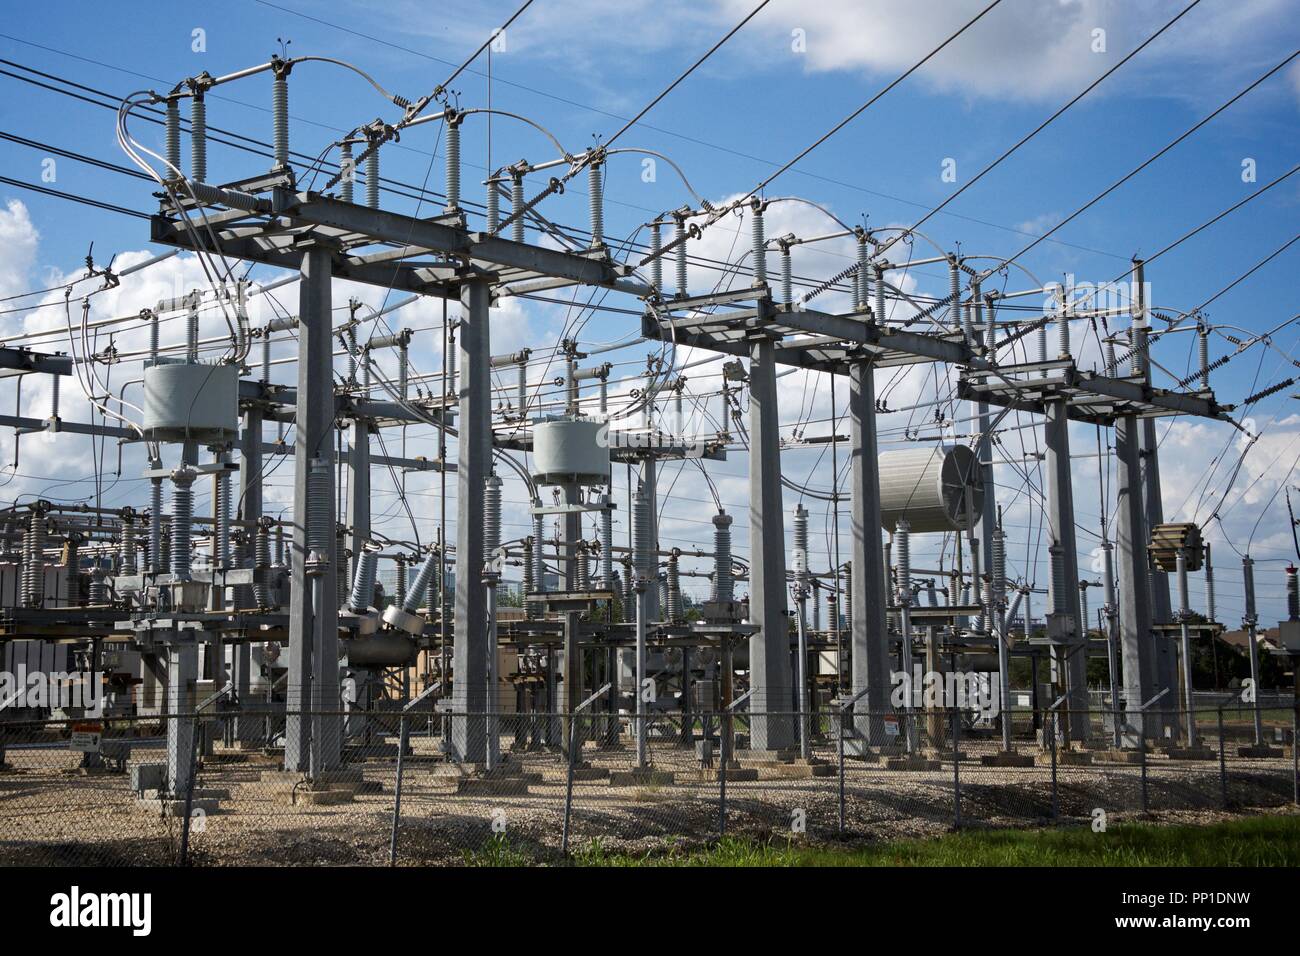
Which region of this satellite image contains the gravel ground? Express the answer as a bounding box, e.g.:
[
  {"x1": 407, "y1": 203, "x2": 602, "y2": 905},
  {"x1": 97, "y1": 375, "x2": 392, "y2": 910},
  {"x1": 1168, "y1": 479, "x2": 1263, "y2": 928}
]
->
[{"x1": 1, "y1": 733, "x2": 1295, "y2": 866}]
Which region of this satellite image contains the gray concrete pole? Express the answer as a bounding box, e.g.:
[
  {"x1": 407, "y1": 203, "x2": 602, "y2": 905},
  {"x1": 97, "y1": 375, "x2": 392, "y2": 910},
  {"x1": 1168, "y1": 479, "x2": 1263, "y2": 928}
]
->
[
  {"x1": 1115, "y1": 413, "x2": 1156, "y2": 742},
  {"x1": 639, "y1": 457, "x2": 660, "y2": 622},
  {"x1": 747, "y1": 333, "x2": 793, "y2": 751},
  {"x1": 346, "y1": 415, "x2": 371, "y2": 585},
  {"x1": 848, "y1": 359, "x2": 889, "y2": 744},
  {"x1": 285, "y1": 244, "x2": 338, "y2": 774},
  {"x1": 233, "y1": 405, "x2": 262, "y2": 742},
  {"x1": 452, "y1": 278, "x2": 492, "y2": 763},
  {"x1": 1133, "y1": 260, "x2": 1179, "y2": 738},
  {"x1": 1044, "y1": 399, "x2": 1089, "y2": 742}
]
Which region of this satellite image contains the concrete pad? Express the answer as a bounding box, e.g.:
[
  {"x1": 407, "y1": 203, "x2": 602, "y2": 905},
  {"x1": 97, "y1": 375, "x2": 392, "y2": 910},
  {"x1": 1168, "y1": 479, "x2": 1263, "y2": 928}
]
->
[
  {"x1": 1237, "y1": 745, "x2": 1285, "y2": 758},
  {"x1": 608, "y1": 769, "x2": 676, "y2": 787},
  {"x1": 455, "y1": 777, "x2": 532, "y2": 796},
  {"x1": 138, "y1": 797, "x2": 221, "y2": 816},
  {"x1": 1162, "y1": 747, "x2": 1216, "y2": 761},
  {"x1": 283, "y1": 788, "x2": 354, "y2": 806},
  {"x1": 979, "y1": 751, "x2": 1036, "y2": 767},
  {"x1": 1034, "y1": 751, "x2": 1093, "y2": 767},
  {"x1": 1091, "y1": 750, "x2": 1146, "y2": 764},
  {"x1": 884, "y1": 757, "x2": 941, "y2": 772}
]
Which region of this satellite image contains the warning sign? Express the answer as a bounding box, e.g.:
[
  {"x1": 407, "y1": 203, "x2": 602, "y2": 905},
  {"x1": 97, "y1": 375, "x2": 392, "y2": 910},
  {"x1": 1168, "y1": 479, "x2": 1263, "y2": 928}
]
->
[
  {"x1": 883, "y1": 716, "x2": 900, "y2": 737},
  {"x1": 70, "y1": 721, "x2": 103, "y2": 753}
]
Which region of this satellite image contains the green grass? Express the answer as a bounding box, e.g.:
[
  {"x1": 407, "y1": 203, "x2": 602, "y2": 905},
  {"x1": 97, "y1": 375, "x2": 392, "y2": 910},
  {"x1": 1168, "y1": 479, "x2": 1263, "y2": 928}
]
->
[{"x1": 568, "y1": 814, "x2": 1300, "y2": 867}]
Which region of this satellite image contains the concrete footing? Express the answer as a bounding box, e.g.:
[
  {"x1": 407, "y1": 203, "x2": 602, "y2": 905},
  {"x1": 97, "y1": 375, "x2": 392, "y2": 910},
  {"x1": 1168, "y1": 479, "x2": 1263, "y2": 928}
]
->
[
  {"x1": 1035, "y1": 750, "x2": 1093, "y2": 767},
  {"x1": 979, "y1": 751, "x2": 1035, "y2": 767},
  {"x1": 1237, "y1": 744, "x2": 1285, "y2": 758},
  {"x1": 883, "y1": 756, "x2": 941, "y2": 772},
  {"x1": 608, "y1": 768, "x2": 675, "y2": 787}
]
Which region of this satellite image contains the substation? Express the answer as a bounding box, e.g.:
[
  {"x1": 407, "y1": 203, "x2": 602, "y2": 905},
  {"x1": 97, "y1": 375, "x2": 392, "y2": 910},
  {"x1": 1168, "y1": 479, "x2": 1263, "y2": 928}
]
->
[{"x1": 0, "y1": 43, "x2": 1297, "y2": 849}]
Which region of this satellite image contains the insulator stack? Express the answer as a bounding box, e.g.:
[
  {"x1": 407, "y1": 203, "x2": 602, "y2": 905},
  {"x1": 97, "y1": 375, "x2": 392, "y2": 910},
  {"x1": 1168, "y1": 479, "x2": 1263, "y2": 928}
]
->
[
  {"x1": 895, "y1": 520, "x2": 911, "y2": 602},
  {"x1": 781, "y1": 246, "x2": 793, "y2": 306},
  {"x1": 632, "y1": 482, "x2": 653, "y2": 586},
  {"x1": 963, "y1": 300, "x2": 975, "y2": 347},
  {"x1": 214, "y1": 466, "x2": 231, "y2": 570},
  {"x1": 271, "y1": 70, "x2": 288, "y2": 169},
  {"x1": 674, "y1": 216, "x2": 688, "y2": 297},
  {"x1": 393, "y1": 556, "x2": 407, "y2": 609},
  {"x1": 649, "y1": 222, "x2": 663, "y2": 292},
  {"x1": 1199, "y1": 323, "x2": 1211, "y2": 390},
  {"x1": 1242, "y1": 556, "x2": 1257, "y2": 623},
  {"x1": 948, "y1": 256, "x2": 961, "y2": 330},
  {"x1": 50, "y1": 373, "x2": 60, "y2": 420},
  {"x1": 666, "y1": 552, "x2": 682, "y2": 623},
  {"x1": 623, "y1": 561, "x2": 635, "y2": 611},
  {"x1": 305, "y1": 458, "x2": 332, "y2": 557},
  {"x1": 1203, "y1": 543, "x2": 1215, "y2": 622},
  {"x1": 444, "y1": 117, "x2": 462, "y2": 213},
  {"x1": 811, "y1": 581, "x2": 821, "y2": 632},
  {"x1": 826, "y1": 591, "x2": 839, "y2": 635},
  {"x1": 87, "y1": 568, "x2": 109, "y2": 605},
  {"x1": 186, "y1": 300, "x2": 199, "y2": 362},
  {"x1": 21, "y1": 516, "x2": 45, "y2": 607},
  {"x1": 523, "y1": 538, "x2": 538, "y2": 619},
  {"x1": 149, "y1": 310, "x2": 160, "y2": 364},
  {"x1": 348, "y1": 545, "x2": 380, "y2": 612},
  {"x1": 120, "y1": 514, "x2": 138, "y2": 575},
  {"x1": 588, "y1": 160, "x2": 604, "y2": 247},
  {"x1": 253, "y1": 520, "x2": 271, "y2": 606},
  {"x1": 873, "y1": 263, "x2": 885, "y2": 324},
  {"x1": 750, "y1": 203, "x2": 766, "y2": 286},
  {"x1": 855, "y1": 236, "x2": 870, "y2": 311},
  {"x1": 366, "y1": 145, "x2": 380, "y2": 210},
  {"x1": 1288, "y1": 565, "x2": 1299, "y2": 622},
  {"x1": 991, "y1": 525, "x2": 1006, "y2": 606},
  {"x1": 161, "y1": 525, "x2": 172, "y2": 576},
  {"x1": 261, "y1": 326, "x2": 271, "y2": 382},
  {"x1": 339, "y1": 141, "x2": 354, "y2": 203},
  {"x1": 404, "y1": 549, "x2": 439, "y2": 615},
  {"x1": 1049, "y1": 544, "x2": 1067, "y2": 615},
  {"x1": 170, "y1": 470, "x2": 195, "y2": 581},
  {"x1": 510, "y1": 171, "x2": 525, "y2": 243},
  {"x1": 65, "y1": 536, "x2": 82, "y2": 606},
  {"x1": 165, "y1": 98, "x2": 181, "y2": 175},
  {"x1": 191, "y1": 93, "x2": 207, "y2": 182},
  {"x1": 658, "y1": 574, "x2": 669, "y2": 615},
  {"x1": 576, "y1": 544, "x2": 590, "y2": 591},
  {"x1": 1058, "y1": 301, "x2": 1070, "y2": 359},
  {"x1": 712, "y1": 510, "x2": 733, "y2": 603},
  {"x1": 336, "y1": 530, "x2": 348, "y2": 606},
  {"x1": 485, "y1": 177, "x2": 499, "y2": 231},
  {"x1": 792, "y1": 504, "x2": 809, "y2": 592},
  {"x1": 599, "y1": 495, "x2": 613, "y2": 589},
  {"x1": 1104, "y1": 338, "x2": 1117, "y2": 374},
  {"x1": 843, "y1": 563, "x2": 853, "y2": 630},
  {"x1": 483, "y1": 474, "x2": 502, "y2": 557},
  {"x1": 1078, "y1": 583, "x2": 1089, "y2": 635}
]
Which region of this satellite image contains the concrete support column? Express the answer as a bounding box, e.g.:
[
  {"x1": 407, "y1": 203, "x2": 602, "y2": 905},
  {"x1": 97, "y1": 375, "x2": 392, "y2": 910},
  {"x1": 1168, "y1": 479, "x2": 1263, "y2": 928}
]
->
[
  {"x1": 285, "y1": 244, "x2": 340, "y2": 774},
  {"x1": 164, "y1": 643, "x2": 197, "y2": 795},
  {"x1": 639, "y1": 457, "x2": 660, "y2": 622},
  {"x1": 233, "y1": 406, "x2": 261, "y2": 742},
  {"x1": 1116, "y1": 413, "x2": 1156, "y2": 741},
  {"x1": 346, "y1": 416, "x2": 371, "y2": 586},
  {"x1": 747, "y1": 334, "x2": 793, "y2": 750},
  {"x1": 848, "y1": 359, "x2": 889, "y2": 743},
  {"x1": 1044, "y1": 399, "x2": 1089, "y2": 742},
  {"x1": 452, "y1": 278, "x2": 492, "y2": 763}
]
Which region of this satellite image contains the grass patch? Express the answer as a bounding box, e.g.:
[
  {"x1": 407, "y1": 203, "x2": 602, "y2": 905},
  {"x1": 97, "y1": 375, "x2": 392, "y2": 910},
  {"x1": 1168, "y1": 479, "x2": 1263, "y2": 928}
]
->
[{"x1": 573, "y1": 814, "x2": 1300, "y2": 867}]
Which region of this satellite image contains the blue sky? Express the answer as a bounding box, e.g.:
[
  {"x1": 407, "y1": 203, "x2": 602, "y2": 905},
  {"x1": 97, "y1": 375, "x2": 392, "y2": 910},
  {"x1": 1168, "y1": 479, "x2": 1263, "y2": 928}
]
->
[{"x1": 1, "y1": 0, "x2": 1299, "y2": 625}]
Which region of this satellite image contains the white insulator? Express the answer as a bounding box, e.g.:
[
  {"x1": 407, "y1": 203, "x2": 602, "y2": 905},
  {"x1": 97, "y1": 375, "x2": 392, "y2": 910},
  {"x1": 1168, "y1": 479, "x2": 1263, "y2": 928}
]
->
[
  {"x1": 948, "y1": 257, "x2": 961, "y2": 330},
  {"x1": 348, "y1": 544, "x2": 380, "y2": 612},
  {"x1": 191, "y1": 94, "x2": 207, "y2": 183},
  {"x1": 88, "y1": 568, "x2": 109, "y2": 605},
  {"x1": 712, "y1": 510, "x2": 733, "y2": 603},
  {"x1": 445, "y1": 117, "x2": 461, "y2": 213},
  {"x1": 1058, "y1": 304, "x2": 1070, "y2": 359},
  {"x1": 170, "y1": 470, "x2": 195, "y2": 581},
  {"x1": 856, "y1": 237, "x2": 870, "y2": 311},
  {"x1": 483, "y1": 474, "x2": 502, "y2": 556},
  {"x1": 305, "y1": 458, "x2": 332, "y2": 556},
  {"x1": 895, "y1": 520, "x2": 911, "y2": 601},
  {"x1": 366, "y1": 146, "x2": 380, "y2": 210},
  {"x1": 666, "y1": 552, "x2": 682, "y2": 623},
  {"x1": 165, "y1": 98, "x2": 181, "y2": 175},
  {"x1": 339, "y1": 141, "x2": 354, "y2": 203},
  {"x1": 272, "y1": 72, "x2": 288, "y2": 169},
  {"x1": 588, "y1": 161, "x2": 604, "y2": 247},
  {"x1": 120, "y1": 515, "x2": 138, "y2": 576},
  {"x1": 599, "y1": 495, "x2": 613, "y2": 589},
  {"x1": 750, "y1": 204, "x2": 766, "y2": 286},
  {"x1": 649, "y1": 222, "x2": 663, "y2": 292},
  {"x1": 674, "y1": 216, "x2": 688, "y2": 297},
  {"x1": 781, "y1": 247, "x2": 793, "y2": 306},
  {"x1": 404, "y1": 549, "x2": 439, "y2": 614},
  {"x1": 510, "y1": 171, "x2": 525, "y2": 243}
]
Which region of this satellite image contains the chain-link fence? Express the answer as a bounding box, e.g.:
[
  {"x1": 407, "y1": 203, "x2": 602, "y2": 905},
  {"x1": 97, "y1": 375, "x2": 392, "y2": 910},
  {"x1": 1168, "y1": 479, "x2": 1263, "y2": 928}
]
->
[{"x1": 2, "y1": 703, "x2": 1296, "y2": 866}]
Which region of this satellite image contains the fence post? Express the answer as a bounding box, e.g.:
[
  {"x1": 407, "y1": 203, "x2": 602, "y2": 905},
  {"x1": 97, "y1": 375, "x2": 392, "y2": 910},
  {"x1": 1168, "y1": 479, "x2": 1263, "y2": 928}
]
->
[
  {"x1": 952, "y1": 709, "x2": 962, "y2": 830},
  {"x1": 389, "y1": 713, "x2": 409, "y2": 866},
  {"x1": 1292, "y1": 705, "x2": 1298, "y2": 807},
  {"x1": 1139, "y1": 716, "x2": 1149, "y2": 815},
  {"x1": 561, "y1": 711, "x2": 579, "y2": 857},
  {"x1": 719, "y1": 707, "x2": 729, "y2": 838},
  {"x1": 178, "y1": 713, "x2": 200, "y2": 866},
  {"x1": 836, "y1": 704, "x2": 845, "y2": 836},
  {"x1": 1217, "y1": 706, "x2": 1228, "y2": 810},
  {"x1": 1049, "y1": 709, "x2": 1059, "y2": 820}
]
